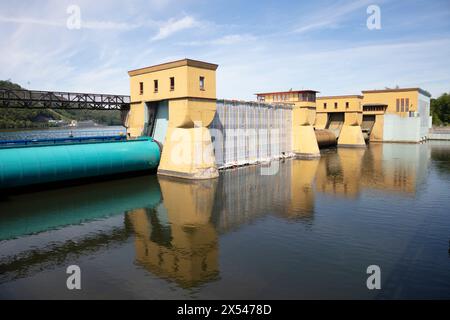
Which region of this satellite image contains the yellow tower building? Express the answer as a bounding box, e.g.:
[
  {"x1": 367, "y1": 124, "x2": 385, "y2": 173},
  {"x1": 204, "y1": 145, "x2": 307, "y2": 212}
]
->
[
  {"x1": 256, "y1": 90, "x2": 320, "y2": 158},
  {"x1": 362, "y1": 88, "x2": 431, "y2": 142},
  {"x1": 128, "y1": 59, "x2": 219, "y2": 179}
]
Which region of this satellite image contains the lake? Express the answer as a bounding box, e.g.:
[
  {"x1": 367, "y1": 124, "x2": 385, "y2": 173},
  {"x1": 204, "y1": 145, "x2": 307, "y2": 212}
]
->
[{"x1": 0, "y1": 138, "x2": 449, "y2": 299}]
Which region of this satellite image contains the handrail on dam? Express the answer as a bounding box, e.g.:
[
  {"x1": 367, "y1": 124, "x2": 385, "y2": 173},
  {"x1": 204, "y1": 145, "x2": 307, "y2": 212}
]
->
[
  {"x1": 0, "y1": 135, "x2": 126, "y2": 148},
  {"x1": 0, "y1": 89, "x2": 130, "y2": 110}
]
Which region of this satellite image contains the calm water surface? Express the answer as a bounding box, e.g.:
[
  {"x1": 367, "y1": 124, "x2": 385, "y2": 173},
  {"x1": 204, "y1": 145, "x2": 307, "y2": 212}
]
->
[{"x1": 0, "y1": 141, "x2": 449, "y2": 299}]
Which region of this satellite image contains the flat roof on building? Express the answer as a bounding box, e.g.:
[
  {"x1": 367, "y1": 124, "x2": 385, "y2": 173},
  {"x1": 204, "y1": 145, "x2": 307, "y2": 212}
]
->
[
  {"x1": 317, "y1": 95, "x2": 363, "y2": 100},
  {"x1": 128, "y1": 58, "x2": 219, "y2": 76},
  {"x1": 362, "y1": 88, "x2": 431, "y2": 97},
  {"x1": 255, "y1": 90, "x2": 319, "y2": 96}
]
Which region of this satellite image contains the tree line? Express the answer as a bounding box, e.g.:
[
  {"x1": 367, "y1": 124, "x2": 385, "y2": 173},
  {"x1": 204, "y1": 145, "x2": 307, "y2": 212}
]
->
[{"x1": 431, "y1": 93, "x2": 450, "y2": 126}]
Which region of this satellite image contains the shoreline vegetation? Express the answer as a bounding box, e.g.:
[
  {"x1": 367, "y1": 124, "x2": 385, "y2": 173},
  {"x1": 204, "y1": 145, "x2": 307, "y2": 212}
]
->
[
  {"x1": 431, "y1": 92, "x2": 450, "y2": 126},
  {"x1": 0, "y1": 80, "x2": 123, "y2": 129}
]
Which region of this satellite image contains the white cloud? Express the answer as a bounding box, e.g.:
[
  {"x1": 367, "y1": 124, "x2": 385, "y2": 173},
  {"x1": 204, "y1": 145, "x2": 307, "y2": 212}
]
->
[
  {"x1": 294, "y1": 0, "x2": 376, "y2": 34},
  {"x1": 151, "y1": 16, "x2": 197, "y2": 41},
  {"x1": 178, "y1": 34, "x2": 256, "y2": 46},
  {"x1": 0, "y1": 16, "x2": 63, "y2": 27},
  {"x1": 207, "y1": 37, "x2": 450, "y2": 100},
  {"x1": 0, "y1": 15, "x2": 141, "y2": 31}
]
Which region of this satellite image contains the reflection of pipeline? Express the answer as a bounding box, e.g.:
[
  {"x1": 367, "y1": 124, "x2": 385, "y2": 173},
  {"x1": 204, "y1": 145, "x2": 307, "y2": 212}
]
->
[
  {"x1": 315, "y1": 129, "x2": 337, "y2": 148},
  {"x1": 0, "y1": 175, "x2": 162, "y2": 241}
]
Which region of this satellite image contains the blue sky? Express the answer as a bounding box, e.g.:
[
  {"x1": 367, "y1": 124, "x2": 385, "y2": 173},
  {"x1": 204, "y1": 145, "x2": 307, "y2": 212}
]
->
[{"x1": 0, "y1": 0, "x2": 449, "y2": 99}]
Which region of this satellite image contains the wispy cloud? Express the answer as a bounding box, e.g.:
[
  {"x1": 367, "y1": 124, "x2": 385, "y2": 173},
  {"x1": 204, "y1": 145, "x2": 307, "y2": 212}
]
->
[
  {"x1": 0, "y1": 15, "x2": 142, "y2": 31},
  {"x1": 151, "y1": 16, "x2": 198, "y2": 41},
  {"x1": 178, "y1": 34, "x2": 256, "y2": 46},
  {"x1": 294, "y1": 0, "x2": 375, "y2": 34},
  {"x1": 0, "y1": 16, "x2": 63, "y2": 27}
]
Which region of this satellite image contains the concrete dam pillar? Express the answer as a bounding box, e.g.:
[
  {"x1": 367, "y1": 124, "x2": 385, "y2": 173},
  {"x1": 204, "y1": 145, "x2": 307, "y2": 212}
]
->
[
  {"x1": 338, "y1": 111, "x2": 366, "y2": 147},
  {"x1": 127, "y1": 59, "x2": 219, "y2": 180},
  {"x1": 158, "y1": 99, "x2": 218, "y2": 179},
  {"x1": 292, "y1": 106, "x2": 320, "y2": 158}
]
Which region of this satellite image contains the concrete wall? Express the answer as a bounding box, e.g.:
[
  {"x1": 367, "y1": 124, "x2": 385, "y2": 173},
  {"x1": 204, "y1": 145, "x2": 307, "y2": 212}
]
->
[
  {"x1": 418, "y1": 93, "x2": 431, "y2": 140},
  {"x1": 383, "y1": 114, "x2": 422, "y2": 142},
  {"x1": 316, "y1": 95, "x2": 363, "y2": 113},
  {"x1": 428, "y1": 132, "x2": 450, "y2": 140},
  {"x1": 209, "y1": 100, "x2": 293, "y2": 168},
  {"x1": 129, "y1": 61, "x2": 217, "y2": 103}
]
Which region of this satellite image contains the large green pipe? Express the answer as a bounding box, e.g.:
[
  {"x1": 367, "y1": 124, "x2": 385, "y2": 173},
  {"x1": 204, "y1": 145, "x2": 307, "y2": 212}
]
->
[{"x1": 0, "y1": 137, "x2": 161, "y2": 189}]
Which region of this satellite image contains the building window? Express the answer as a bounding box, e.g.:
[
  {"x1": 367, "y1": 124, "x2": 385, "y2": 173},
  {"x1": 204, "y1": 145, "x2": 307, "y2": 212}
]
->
[
  {"x1": 401, "y1": 98, "x2": 405, "y2": 112},
  {"x1": 170, "y1": 77, "x2": 175, "y2": 91},
  {"x1": 258, "y1": 96, "x2": 265, "y2": 102},
  {"x1": 396, "y1": 99, "x2": 400, "y2": 112},
  {"x1": 334, "y1": 102, "x2": 338, "y2": 109},
  {"x1": 139, "y1": 82, "x2": 144, "y2": 95},
  {"x1": 405, "y1": 98, "x2": 409, "y2": 112},
  {"x1": 154, "y1": 80, "x2": 158, "y2": 93},
  {"x1": 324, "y1": 103, "x2": 327, "y2": 109},
  {"x1": 345, "y1": 102, "x2": 349, "y2": 108},
  {"x1": 199, "y1": 76, "x2": 205, "y2": 90}
]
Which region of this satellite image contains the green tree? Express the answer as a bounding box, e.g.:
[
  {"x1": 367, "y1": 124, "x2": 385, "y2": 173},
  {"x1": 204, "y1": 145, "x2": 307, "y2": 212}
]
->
[{"x1": 431, "y1": 93, "x2": 450, "y2": 126}]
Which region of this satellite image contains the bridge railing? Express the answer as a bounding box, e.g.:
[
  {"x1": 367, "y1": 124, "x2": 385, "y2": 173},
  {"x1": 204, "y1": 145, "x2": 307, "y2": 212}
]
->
[
  {"x1": 0, "y1": 128, "x2": 126, "y2": 141},
  {"x1": 0, "y1": 89, "x2": 131, "y2": 110}
]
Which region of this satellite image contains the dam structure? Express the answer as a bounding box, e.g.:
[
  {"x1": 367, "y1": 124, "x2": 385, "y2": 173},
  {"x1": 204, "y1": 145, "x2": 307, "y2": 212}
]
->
[{"x1": 0, "y1": 58, "x2": 434, "y2": 189}]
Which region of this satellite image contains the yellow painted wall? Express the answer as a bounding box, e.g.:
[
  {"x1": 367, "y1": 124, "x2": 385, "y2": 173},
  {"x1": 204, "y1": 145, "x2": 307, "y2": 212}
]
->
[
  {"x1": 258, "y1": 92, "x2": 315, "y2": 105},
  {"x1": 316, "y1": 96, "x2": 363, "y2": 113},
  {"x1": 128, "y1": 59, "x2": 219, "y2": 179},
  {"x1": 362, "y1": 90, "x2": 419, "y2": 117},
  {"x1": 315, "y1": 113, "x2": 328, "y2": 129},
  {"x1": 168, "y1": 99, "x2": 216, "y2": 128},
  {"x1": 370, "y1": 114, "x2": 384, "y2": 141},
  {"x1": 343, "y1": 111, "x2": 363, "y2": 126},
  {"x1": 126, "y1": 102, "x2": 145, "y2": 137},
  {"x1": 130, "y1": 64, "x2": 216, "y2": 103}
]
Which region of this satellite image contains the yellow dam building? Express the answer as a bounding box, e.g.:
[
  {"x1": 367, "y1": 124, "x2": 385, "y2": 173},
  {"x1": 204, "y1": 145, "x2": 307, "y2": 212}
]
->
[
  {"x1": 255, "y1": 90, "x2": 321, "y2": 158},
  {"x1": 315, "y1": 88, "x2": 432, "y2": 143},
  {"x1": 127, "y1": 59, "x2": 219, "y2": 180},
  {"x1": 125, "y1": 58, "x2": 432, "y2": 180}
]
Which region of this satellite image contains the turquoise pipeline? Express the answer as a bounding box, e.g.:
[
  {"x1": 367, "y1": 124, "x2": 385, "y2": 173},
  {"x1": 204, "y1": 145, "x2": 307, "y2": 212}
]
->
[{"x1": 0, "y1": 136, "x2": 161, "y2": 190}]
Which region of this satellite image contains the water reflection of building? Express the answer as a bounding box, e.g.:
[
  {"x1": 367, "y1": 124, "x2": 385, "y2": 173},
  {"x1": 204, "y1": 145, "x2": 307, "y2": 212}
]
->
[
  {"x1": 127, "y1": 177, "x2": 219, "y2": 288},
  {"x1": 315, "y1": 148, "x2": 365, "y2": 198},
  {"x1": 0, "y1": 143, "x2": 433, "y2": 289},
  {"x1": 288, "y1": 159, "x2": 319, "y2": 217},
  {"x1": 212, "y1": 160, "x2": 317, "y2": 232},
  {"x1": 314, "y1": 143, "x2": 430, "y2": 198}
]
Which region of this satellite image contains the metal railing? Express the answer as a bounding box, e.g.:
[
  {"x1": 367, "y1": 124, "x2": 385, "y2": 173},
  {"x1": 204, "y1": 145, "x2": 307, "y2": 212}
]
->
[
  {"x1": 0, "y1": 135, "x2": 127, "y2": 147},
  {"x1": 0, "y1": 89, "x2": 131, "y2": 110}
]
